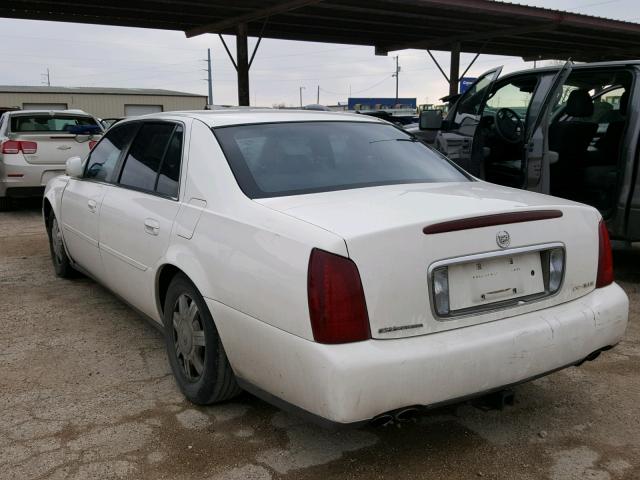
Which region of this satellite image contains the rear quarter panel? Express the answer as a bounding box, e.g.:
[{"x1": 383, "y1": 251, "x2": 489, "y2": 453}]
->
[{"x1": 161, "y1": 120, "x2": 346, "y2": 340}]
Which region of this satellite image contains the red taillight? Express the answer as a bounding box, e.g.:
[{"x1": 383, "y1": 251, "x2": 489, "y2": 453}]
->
[
  {"x1": 2, "y1": 140, "x2": 20, "y2": 154},
  {"x1": 2, "y1": 140, "x2": 37, "y2": 154},
  {"x1": 20, "y1": 141, "x2": 37, "y2": 154},
  {"x1": 88, "y1": 140, "x2": 98, "y2": 150},
  {"x1": 307, "y1": 249, "x2": 370, "y2": 344},
  {"x1": 596, "y1": 220, "x2": 614, "y2": 288}
]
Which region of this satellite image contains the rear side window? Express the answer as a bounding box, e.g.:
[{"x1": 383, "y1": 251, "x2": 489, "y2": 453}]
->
[
  {"x1": 156, "y1": 126, "x2": 183, "y2": 198},
  {"x1": 118, "y1": 122, "x2": 183, "y2": 197},
  {"x1": 10, "y1": 114, "x2": 99, "y2": 133},
  {"x1": 85, "y1": 124, "x2": 137, "y2": 182}
]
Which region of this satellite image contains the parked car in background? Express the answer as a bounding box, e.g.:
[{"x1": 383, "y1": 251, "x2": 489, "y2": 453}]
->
[
  {"x1": 44, "y1": 110, "x2": 627, "y2": 425},
  {"x1": 419, "y1": 60, "x2": 640, "y2": 242},
  {"x1": 100, "y1": 117, "x2": 123, "y2": 130},
  {"x1": 0, "y1": 109, "x2": 102, "y2": 210},
  {"x1": 358, "y1": 109, "x2": 418, "y2": 127}
]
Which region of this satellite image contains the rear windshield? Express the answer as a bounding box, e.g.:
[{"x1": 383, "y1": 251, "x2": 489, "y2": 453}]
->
[
  {"x1": 10, "y1": 114, "x2": 99, "y2": 133},
  {"x1": 214, "y1": 121, "x2": 469, "y2": 198}
]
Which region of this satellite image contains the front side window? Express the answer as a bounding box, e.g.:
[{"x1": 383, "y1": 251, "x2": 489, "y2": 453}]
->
[
  {"x1": 215, "y1": 121, "x2": 469, "y2": 198},
  {"x1": 10, "y1": 114, "x2": 99, "y2": 133},
  {"x1": 85, "y1": 124, "x2": 137, "y2": 182}
]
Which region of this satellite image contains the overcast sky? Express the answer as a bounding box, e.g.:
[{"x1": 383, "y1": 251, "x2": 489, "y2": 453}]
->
[{"x1": 0, "y1": 0, "x2": 638, "y2": 107}]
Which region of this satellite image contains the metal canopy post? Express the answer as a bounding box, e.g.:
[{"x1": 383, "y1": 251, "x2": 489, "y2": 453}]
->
[
  {"x1": 449, "y1": 42, "x2": 460, "y2": 96},
  {"x1": 219, "y1": 20, "x2": 265, "y2": 107},
  {"x1": 236, "y1": 23, "x2": 250, "y2": 106}
]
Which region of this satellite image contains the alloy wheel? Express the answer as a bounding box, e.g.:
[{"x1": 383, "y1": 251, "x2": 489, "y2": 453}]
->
[
  {"x1": 51, "y1": 217, "x2": 65, "y2": 265},
  {"x1": 172, "y1": 293, "x2": 206, "y2": 382}
]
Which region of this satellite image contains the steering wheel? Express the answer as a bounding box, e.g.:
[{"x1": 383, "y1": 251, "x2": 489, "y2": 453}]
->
[{"x1": 494, "y1": 108, "x2": 524, "y2": 144}]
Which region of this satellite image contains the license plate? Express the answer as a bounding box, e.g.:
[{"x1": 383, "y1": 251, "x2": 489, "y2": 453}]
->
[{"x1": 448, "y1": 252, "x2": 544, "y2": 312}]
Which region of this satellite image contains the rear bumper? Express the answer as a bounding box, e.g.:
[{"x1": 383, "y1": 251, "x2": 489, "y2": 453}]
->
[
  {"x1": 0, "y1": 155, "x2": 65, "y2": 197},
  {"x1": 208, "y1": 283, "x2": 628, "y2": 424}
]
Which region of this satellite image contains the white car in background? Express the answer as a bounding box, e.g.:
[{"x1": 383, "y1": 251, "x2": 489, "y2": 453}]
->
[
  {"x1": 43, "y1": 110, "x2": 628, "y2": 425},
  {"x1": 0, "y1": 109, "x2": 102, "y2": 210}
]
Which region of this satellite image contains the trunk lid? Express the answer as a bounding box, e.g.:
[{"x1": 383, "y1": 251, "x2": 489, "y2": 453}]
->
[
  {"x1": 9, "y1": 133, "x2": 99, "y2": 165},
  {"x1": 257, "y1": 182, "x2": 602, "y2": 339}
]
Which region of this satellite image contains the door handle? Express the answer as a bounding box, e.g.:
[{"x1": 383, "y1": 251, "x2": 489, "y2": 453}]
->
[
  {"x1": 87, "y1": 199, "x2": 97, "y2": 212},
  {"x1": 144, "y1": 218, "x2": 160, "y2": 236}
]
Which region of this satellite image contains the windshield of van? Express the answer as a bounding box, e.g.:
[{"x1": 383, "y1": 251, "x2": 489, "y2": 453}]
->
[{"x1": 214, "y1": 121, "x2": 470, "y2": 198}]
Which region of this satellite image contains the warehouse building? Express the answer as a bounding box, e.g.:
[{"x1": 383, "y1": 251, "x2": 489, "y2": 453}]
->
[{"x1": 0, "y1": 86, "x2": 207, "y2": 118}]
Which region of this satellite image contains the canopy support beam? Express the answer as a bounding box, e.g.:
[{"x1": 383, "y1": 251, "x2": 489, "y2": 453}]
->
[
  {"x1": 449, "y1": 42, "x2": 460, "y2": 96},
  {"x1": 218, "y1": 18, "x2": 268, "y2": 106},
  {"x1": 185, "y1": 0, "x2": 323, "y2": 38},
  {"x1": 237, "y1": 23, "x2": 250, "y2": 106}
]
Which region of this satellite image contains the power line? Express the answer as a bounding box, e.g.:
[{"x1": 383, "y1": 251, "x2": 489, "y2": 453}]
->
[
  {"x1": 0, "y1": 48, "x2": 201, "y2": 65},
  {"x1": 0, "y1": 31, "x2": 204, "y2": 53},
  {"x1": 570, "y1": 0, "x2": 623, "y2": 8},
  {"x1": 319, "y1": 75, "x2": 392, "y2": 96}
]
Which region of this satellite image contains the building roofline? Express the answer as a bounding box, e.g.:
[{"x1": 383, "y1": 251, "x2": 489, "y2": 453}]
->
[{"x1": 0, "y1": 85, "x2": 207, "y2": 97}]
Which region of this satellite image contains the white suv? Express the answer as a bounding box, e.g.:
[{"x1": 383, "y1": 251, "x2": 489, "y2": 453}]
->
[{"x1": 0, "y1": 110, "x2": 103, "y2": 210}]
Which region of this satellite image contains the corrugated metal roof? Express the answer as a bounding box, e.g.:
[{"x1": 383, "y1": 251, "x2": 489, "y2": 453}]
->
[
  {"x1": 0, "y1": 85, "x2": 206, "y2": 97},
  {"x1": 4, "y1": 0, "x2": 640, "y2": 61}
]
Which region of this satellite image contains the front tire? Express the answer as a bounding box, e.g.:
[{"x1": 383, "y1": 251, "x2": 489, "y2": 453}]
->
[
  {"x1": 47, "y1": 213, "x2": 75, "y2": 278},
  {"x1": 163, "y1": 274, "x2": 241, "y2": 405}
]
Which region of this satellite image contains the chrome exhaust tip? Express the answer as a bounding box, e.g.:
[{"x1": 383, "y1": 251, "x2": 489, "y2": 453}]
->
[
  {"x1": 369, "y1": 414, "x2": 394, "y2": 427},
  {"x1": 394, "y1": 407, "x2": 420, "y2": 423}
]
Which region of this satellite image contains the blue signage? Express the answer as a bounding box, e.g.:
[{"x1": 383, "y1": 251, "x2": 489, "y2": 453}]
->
[{"x1": 459, "y1": 77, "x2": 477, "y2": 94}]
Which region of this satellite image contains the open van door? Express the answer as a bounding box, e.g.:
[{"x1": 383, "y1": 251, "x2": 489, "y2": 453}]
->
[
  {"x1": 523, "y1": 60, "x2": 573, "y2": 193},
  {"x1": 435, "y1": 66, "x2": 502, "y2": 175}
]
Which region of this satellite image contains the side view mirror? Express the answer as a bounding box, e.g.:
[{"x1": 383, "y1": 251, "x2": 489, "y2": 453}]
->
[
  {"x1": 419, "y1": 109, "x2": 444, "y2": 130},
  {"x1": 66, "y1": 156, "x2": 84, "y2": 178}
]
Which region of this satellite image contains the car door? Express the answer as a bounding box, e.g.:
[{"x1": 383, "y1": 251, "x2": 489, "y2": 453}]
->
[
  {"x1": 99, "y1": 121, "x2": 185, "y2": 319},
  {"x1": 435, "y1": 66, "x2": 502, "y2": 173},
  {"x1": 522, "y1": 61, "x2": 573, "y2": 193},
  {"x1": 60, "y1": 123, "x2": 137, "y2": 279}
]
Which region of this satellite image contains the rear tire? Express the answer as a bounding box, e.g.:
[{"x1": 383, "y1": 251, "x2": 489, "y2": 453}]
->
[
  {"x1": 47, "y1": 213, "x2": 75, "y2": 278},
  {"x1": 0, "y1": 197, "x2": 11, "y2": 211},
  {"x1": 163, "y1": 274, "x2": 241, "y2": 405}
]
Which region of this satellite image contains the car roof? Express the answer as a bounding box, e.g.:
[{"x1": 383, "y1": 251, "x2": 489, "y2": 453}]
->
[
  {"x1": 121, "y1": 108, "x2": 385, "y2": 128},
  {"x1": 498, "y1": 59, "x2": 640, "y2": 79},
  {"x1": 8, "y1": 109, "x2": 92, "y2": 116}
]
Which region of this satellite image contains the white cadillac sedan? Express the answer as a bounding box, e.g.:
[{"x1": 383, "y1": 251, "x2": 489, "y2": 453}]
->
[{"x1": 43, "y1": 110, "x2": 628, "y2": 425}]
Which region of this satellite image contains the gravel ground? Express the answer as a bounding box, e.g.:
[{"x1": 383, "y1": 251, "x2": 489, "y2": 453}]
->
[{"x1": 1, "y1": 201, "x2": 638, "y2": 480}]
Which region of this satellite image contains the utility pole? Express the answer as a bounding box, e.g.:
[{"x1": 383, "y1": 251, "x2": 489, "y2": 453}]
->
[
  {"x1": 206, "y1": 48, "x2": 213, "y2": 106},
  {"x1": 41, "y1": 68, "x2": 51, "y2": 86},
  {"x1": 317, "y1": 85, "x2": 320, "y2": 104},
  {"x1": 299, "y1": 86, "x2": 305, "y2": 107},
  {"x1": 392, "y1": 56, "x2": 400, "y2": 104}
]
